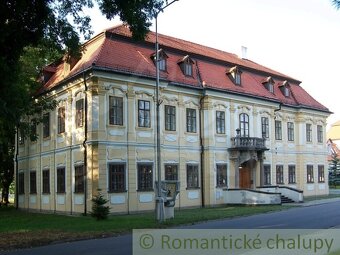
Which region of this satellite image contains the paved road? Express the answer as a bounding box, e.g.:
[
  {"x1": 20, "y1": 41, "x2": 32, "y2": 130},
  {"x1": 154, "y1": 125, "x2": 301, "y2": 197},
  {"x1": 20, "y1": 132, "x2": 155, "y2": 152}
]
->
[{"x1": 2, "y1": 199, "x2": 340, "y2": 255}]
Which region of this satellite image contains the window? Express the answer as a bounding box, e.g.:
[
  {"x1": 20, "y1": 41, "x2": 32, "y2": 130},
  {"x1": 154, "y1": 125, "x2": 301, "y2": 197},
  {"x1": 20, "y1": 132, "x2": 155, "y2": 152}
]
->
[
  {"x1": 216, "y1": 111, "x2": 225, "y2": 134},
  {"x1": 184, "y1": 63, "x2": 193, "y2": 76},
  {"x1": 288, "y1": 165, "x2": 296, "y2": 184},
  {"x1": 18, "y1": 130, "x2": 24, "y2": 145},
  {"x1": 239, "y1": 113, "x2": 249, "y2": 137},
  {"x1": 57, "y1": 107, "x2": 66, "y2": 134},
  {"x1": 42, "y1": 169, "x2": 50, "y2": 194},
  {"x1": 30, "y1": 120, "x2": 37, "y2": 141},
  {"x1": 43, "y1": 113, "x2": 50, "y2": 138},
  {"x1": 262, "y1": 77, "x2": 274, "y2": 93},
  {"x1": 152, "y1": 49, "x2": 168, "y2": 71},
  {"x1": 158, "y1": 58, "x2": 166, "y2": 71},
  {"x1": 216, "y1": 164, "x2": 227, "y2": 187},
  {"x1": 234, "y1": 72, "x2": 241, "y2": 85},
  {"x1": 165, "y1": 164, "x2": 178, "y2": 180},
  {"x1": 275, "y1": 120, "x2": 282, "y2": 140},
  {"x1": 228, "y1": 66, "x2": 242, "y2": 85},
  {"x1": 30, "y1": 171, "x2": 37, "y2": 194},
  {"x1": 18, "y1": 172, "x2": 25, "y2": 194},
  {"x1": 306, "y1": 124, "x2": 312, "y2": 142},
  {"x1": 317, "y1": 125, "x2": 323, "y2": 143},
  {"x1": 287, "y1": 122, "x2": 294, "y2": 141},
  {"x1": 165, "y1": 105, "x2": 176, "y2": 131},
  {"x1": 74, "y1": 165, "x2": 84, "y2": 193},
  {"x1": 284, "y1": 86, "x2": 290, "y2": 97},
  {"x1": 187, "y1": 164, "x2": 199, "y2": 189},
  {"x1": 264, "y1": 165, "x2": 271, "y2": 185},
  {"x1": 109, "y1": 96, "x2": 123, "y2": 125},
  {"x1": 179, "y1": 55, "x2": 194, "y2": 76},
  {"x1": 186, "y1": 108, "x2": 197, "y2": 133},
  {"x1": 138, "y1": 100, "x2": 151, "y2": 128},
  {"x1": 57, "y1": 167, "x2": 66, "y2": 193},
  {"x1": 307, "y1": 165, "x2": 314, "y2": 183},
  {"x1": 137, "y1": 163, "x2": 153, "y2": 191},
  {"x1": 261, "y1": 117, "x2": 269, "y2": 138},
  {"x1": 108, "y1": 164, "x2": 126, "y2": 192},
  {"x1": 276, "y1": 165, "x2": 284, "y2": 184},
  {"x1": 76, "y1": 99, "x2": 84, "y2": 128},
  {"x1": 318, "y1": 165, "x2": 325, "y2": 183}
]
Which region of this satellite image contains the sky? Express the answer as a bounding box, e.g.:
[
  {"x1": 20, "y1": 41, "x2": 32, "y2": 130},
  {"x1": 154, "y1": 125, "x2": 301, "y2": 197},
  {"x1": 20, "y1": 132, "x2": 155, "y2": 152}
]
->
[{"x1": 87, "y1": 0, "x2": 340, "y2": 130}]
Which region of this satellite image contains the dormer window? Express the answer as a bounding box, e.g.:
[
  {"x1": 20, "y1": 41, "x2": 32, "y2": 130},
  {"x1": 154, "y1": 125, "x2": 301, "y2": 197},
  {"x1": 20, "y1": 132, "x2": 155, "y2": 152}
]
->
[
  {"x1": 279, "y1": 80, "x2": 290, "y2": 97},
  {"x1": 178, "y1": 55, "x2": 194, "y2": 76},
  {"x1": 151, "y1": 49, "x2": 168, "y2": 71},
  {"x1": 227, "y1": 66, "x2": 242, "y2": 85},
  {"x1": 262, "y1": 76, "x2": 275, "y2": 93}
]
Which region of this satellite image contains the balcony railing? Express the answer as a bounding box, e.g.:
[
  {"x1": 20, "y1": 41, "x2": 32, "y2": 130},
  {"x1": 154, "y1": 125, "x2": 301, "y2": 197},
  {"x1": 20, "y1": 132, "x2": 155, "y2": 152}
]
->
[{"x1": 230, "y1": 136, "x2": 267, "y2": 151}]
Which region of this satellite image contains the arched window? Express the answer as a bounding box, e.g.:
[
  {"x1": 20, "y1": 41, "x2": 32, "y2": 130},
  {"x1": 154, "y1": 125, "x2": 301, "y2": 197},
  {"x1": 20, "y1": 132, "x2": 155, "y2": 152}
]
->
[{"x1": 239, "y1": 113, "x2": 249, "y2": 137}]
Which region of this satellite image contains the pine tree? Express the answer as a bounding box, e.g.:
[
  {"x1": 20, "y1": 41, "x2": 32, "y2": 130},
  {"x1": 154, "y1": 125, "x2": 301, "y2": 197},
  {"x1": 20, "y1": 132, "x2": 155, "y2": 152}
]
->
[{"x1": 91, "y1": 191, "x2": 110, "y2": 220}]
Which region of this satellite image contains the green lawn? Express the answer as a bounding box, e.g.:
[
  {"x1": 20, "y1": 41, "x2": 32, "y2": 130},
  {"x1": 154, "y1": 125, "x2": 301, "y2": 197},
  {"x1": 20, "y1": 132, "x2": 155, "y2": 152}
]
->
[{"x1": 0, "y1": 205, "x2": 287, "y2": 250}]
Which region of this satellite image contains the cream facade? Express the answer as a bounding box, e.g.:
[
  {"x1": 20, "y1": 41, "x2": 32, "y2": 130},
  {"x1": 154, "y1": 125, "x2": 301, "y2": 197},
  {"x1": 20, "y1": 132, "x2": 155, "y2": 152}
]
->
[{"x1": 16, "y1": 25, "x2": 331, "y2": 214}]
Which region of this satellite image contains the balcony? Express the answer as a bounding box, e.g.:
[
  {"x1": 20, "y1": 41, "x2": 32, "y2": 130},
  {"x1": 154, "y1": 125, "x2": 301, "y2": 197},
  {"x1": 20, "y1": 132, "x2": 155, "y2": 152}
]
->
[{"x1": 229, "y1": 136, "x2": 268, "y2": 151}]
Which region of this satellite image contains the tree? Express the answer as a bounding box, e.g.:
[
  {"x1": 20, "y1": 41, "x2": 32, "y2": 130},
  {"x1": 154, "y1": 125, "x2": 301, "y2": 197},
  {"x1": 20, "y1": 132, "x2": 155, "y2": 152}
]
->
[
  {"x1": 0, "y1": 0, "x2": 164, "y2": 204},
  {"x1": 332, "y1": 0, "x2": 340, "y2": 9}
]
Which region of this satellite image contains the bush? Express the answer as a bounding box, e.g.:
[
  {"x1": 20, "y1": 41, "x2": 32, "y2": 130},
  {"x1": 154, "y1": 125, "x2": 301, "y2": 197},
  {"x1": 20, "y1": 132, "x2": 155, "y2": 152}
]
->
[{"x1": 91, "y1": 191, "x2": 110, "y2": 220}]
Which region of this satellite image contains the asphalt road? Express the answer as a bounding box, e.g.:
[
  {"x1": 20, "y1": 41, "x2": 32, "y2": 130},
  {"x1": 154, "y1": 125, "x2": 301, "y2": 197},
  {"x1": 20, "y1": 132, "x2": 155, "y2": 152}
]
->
[{"x1": 2, "y1": 200, "x2": 340, "y2": 255}]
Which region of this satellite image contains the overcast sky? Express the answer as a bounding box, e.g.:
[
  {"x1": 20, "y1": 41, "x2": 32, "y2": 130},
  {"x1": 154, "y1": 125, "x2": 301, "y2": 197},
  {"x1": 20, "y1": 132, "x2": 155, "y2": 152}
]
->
[{"x1": 87, "y1": 0, "x2": 340, "y2": 130}]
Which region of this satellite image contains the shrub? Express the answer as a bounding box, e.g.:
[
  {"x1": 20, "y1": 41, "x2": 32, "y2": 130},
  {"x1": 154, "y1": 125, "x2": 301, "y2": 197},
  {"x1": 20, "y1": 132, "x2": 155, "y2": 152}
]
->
[{"x1": 91, "y1": 191, "x2": 110, "y2": 220}]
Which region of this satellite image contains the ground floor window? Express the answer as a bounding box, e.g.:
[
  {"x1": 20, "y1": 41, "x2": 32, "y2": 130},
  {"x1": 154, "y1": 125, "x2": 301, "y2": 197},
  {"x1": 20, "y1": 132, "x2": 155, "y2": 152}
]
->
[
  {"x1": 29, "y1": 171, "x2": 37, "y2": 194},
  {"x1": 137, "y1": 163, "x2": 153, "y2": 191},
  {"x1": 318, "y1": 165, "x2": 325, "y2": 183},
  {"x1": 187, "y1": 164, "x2": 199, "y2": 188},
  {"x1": 42, "y1": 169, "x2": 50, "y2": 194},
  {"x1": 18, "y1": 172, "x2": 25, "y2": 194},
  {"x1": 288, "y1": 165, "x2": 296, "y2": 184},
  {"x1": 307, "y1": 165, "x2": 314, "y2": 183},
  {"x1": 108, "y1": 164, "x2": 126, "y2": 192},
  {"x1": 165, "y1": 164, "x2": 178, "y2": 180},
  {"x1": 264, "y1": 165, "x2": 271, "y2": 185},
  {"x1": 57, "y1": 167, "x2": 66, "y2": 193},
  {"x1": 276, "y1": 165, "x2": 284, "y2": 184},
  {"x1": 216, "y1": 164, "x2": 227, "y2": 187},
  {"x1": 74, "y1": 165, "x2": 85, "y2": 193}
]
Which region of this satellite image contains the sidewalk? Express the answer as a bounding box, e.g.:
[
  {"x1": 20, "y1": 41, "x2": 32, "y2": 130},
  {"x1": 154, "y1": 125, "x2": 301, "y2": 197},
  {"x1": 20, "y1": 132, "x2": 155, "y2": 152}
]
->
[{"x1": 285, "y1": 191, "x2": 340, "y2": 207}]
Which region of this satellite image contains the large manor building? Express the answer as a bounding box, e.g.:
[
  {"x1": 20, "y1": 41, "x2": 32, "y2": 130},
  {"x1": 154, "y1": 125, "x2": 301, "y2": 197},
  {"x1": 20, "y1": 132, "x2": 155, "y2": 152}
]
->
[{"x1": 16, "y1": 25, "x2": 331, "y2": 214}]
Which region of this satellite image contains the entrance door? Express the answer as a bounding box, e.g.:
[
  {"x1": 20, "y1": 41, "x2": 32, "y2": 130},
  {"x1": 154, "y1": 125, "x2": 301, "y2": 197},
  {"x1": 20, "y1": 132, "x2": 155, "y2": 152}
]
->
[{"x1": 239, "y1": 167, "x2": 251, "y2": 188}]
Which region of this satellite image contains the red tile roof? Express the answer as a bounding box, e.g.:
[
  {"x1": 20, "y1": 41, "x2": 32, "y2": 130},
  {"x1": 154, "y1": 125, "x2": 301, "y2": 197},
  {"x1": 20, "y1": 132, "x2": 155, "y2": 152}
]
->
[{"x1": 40, "y1": 24, "x2": 329, "y2": 112}]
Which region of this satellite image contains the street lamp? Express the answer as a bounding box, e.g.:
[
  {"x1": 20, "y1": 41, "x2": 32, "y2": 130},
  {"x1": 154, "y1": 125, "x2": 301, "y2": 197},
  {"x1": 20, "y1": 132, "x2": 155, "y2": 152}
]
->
[{"x1": 155, "y1": 0, "x2": 178, "y2": 223}]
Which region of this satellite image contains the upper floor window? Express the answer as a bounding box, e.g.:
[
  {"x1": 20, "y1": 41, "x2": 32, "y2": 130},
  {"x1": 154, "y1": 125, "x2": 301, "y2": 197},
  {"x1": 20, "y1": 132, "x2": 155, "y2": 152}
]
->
[
  {"x1": 109, "y1": 96, "x2": 123, "y2": 125},
  {"x1": 75, "y1": 99, "x2": 84, "y2": 128},
  {"x1": 186, "y1": 108, "x2": 197, "y2": 133},
  {"x1": 275, "y1": 120, "x2": 282, "y2": 140},
  {"x1": 216, "y1": 111, "x2": 225, "y2": 134},
  {"x1": 151, "y1": 49, "x2": 168, "y2": 71},
  {"x1": 57, "y1": 107, "x2": 66, "y2": 134},
  {"x1": 138, "y1": 100, "x2": 151, "y2": 128},
  {"x1": 239, "y1": 113, "x2": 249, "y2": 137},
  {"x1": 178, "y1": 55, "x2": 194, "y2": 77},
  {"x1": 279, "y1": 81, "x2": 290, "y2": 97},
  {"x1": 317, "y1": 125, "x2": 323, "y2": 143},
  {"x1": 287, "y1": 122, "x2": 294, "y2": 141},
  {"x1": 165, "y1": 105, "x2": 176, "y2": 131},
  {"x1": 306, "y1": 123, "x2": 312, "y2": 142},
  {"x1": 262, "y1": 77, "x2": 274, "y2": 93},
  {"x1": 227, "y1": 66, "x2": 242, "y2": 85},
  {"x1": 43, "y1": 112, "x2": 50, "y2": 138},
  {"x1": 261, "y1": 117, "x2": 269, "y2": 138}
]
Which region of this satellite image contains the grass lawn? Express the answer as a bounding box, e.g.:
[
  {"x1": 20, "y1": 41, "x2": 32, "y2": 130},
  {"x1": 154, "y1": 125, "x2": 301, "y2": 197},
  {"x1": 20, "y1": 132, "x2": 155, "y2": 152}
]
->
[{"x1": 0, "y1": 204, "x2": 287, "y2": 251}]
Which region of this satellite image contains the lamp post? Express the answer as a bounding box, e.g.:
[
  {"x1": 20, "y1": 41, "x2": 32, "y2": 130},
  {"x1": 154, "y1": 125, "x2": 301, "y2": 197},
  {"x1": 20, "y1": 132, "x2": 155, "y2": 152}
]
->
[{"x1": 155, "y1": 0, "x2": 178, "y2": 223}]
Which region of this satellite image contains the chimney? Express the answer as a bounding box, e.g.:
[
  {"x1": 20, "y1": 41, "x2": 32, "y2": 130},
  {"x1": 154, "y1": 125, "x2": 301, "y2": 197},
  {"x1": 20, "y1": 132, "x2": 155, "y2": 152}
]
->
[{"x1": 241, "y1": 46, "x2": 247, "y2": 59}]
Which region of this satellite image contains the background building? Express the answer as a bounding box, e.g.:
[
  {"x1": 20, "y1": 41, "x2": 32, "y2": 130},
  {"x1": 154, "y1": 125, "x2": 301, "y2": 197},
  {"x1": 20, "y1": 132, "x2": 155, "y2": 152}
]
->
[{"x1": 16, "y1": 25, "x2": 331, "y2": 214}]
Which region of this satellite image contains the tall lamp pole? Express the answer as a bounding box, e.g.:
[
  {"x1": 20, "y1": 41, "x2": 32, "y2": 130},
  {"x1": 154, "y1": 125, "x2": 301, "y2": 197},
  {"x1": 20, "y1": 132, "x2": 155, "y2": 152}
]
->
[{"x1": 155, "y1": 0, "x2": 178, "y2": 223}]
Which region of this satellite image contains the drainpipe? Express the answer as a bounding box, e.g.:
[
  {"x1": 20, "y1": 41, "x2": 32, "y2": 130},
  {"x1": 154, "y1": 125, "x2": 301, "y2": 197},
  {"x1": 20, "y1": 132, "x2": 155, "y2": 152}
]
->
[
  {"x1": 199, "y1": 93, "x2": 206, "y2": 208},
  {"x1": 83, "y1": 71, "x2": 88, "y2": 216}
]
